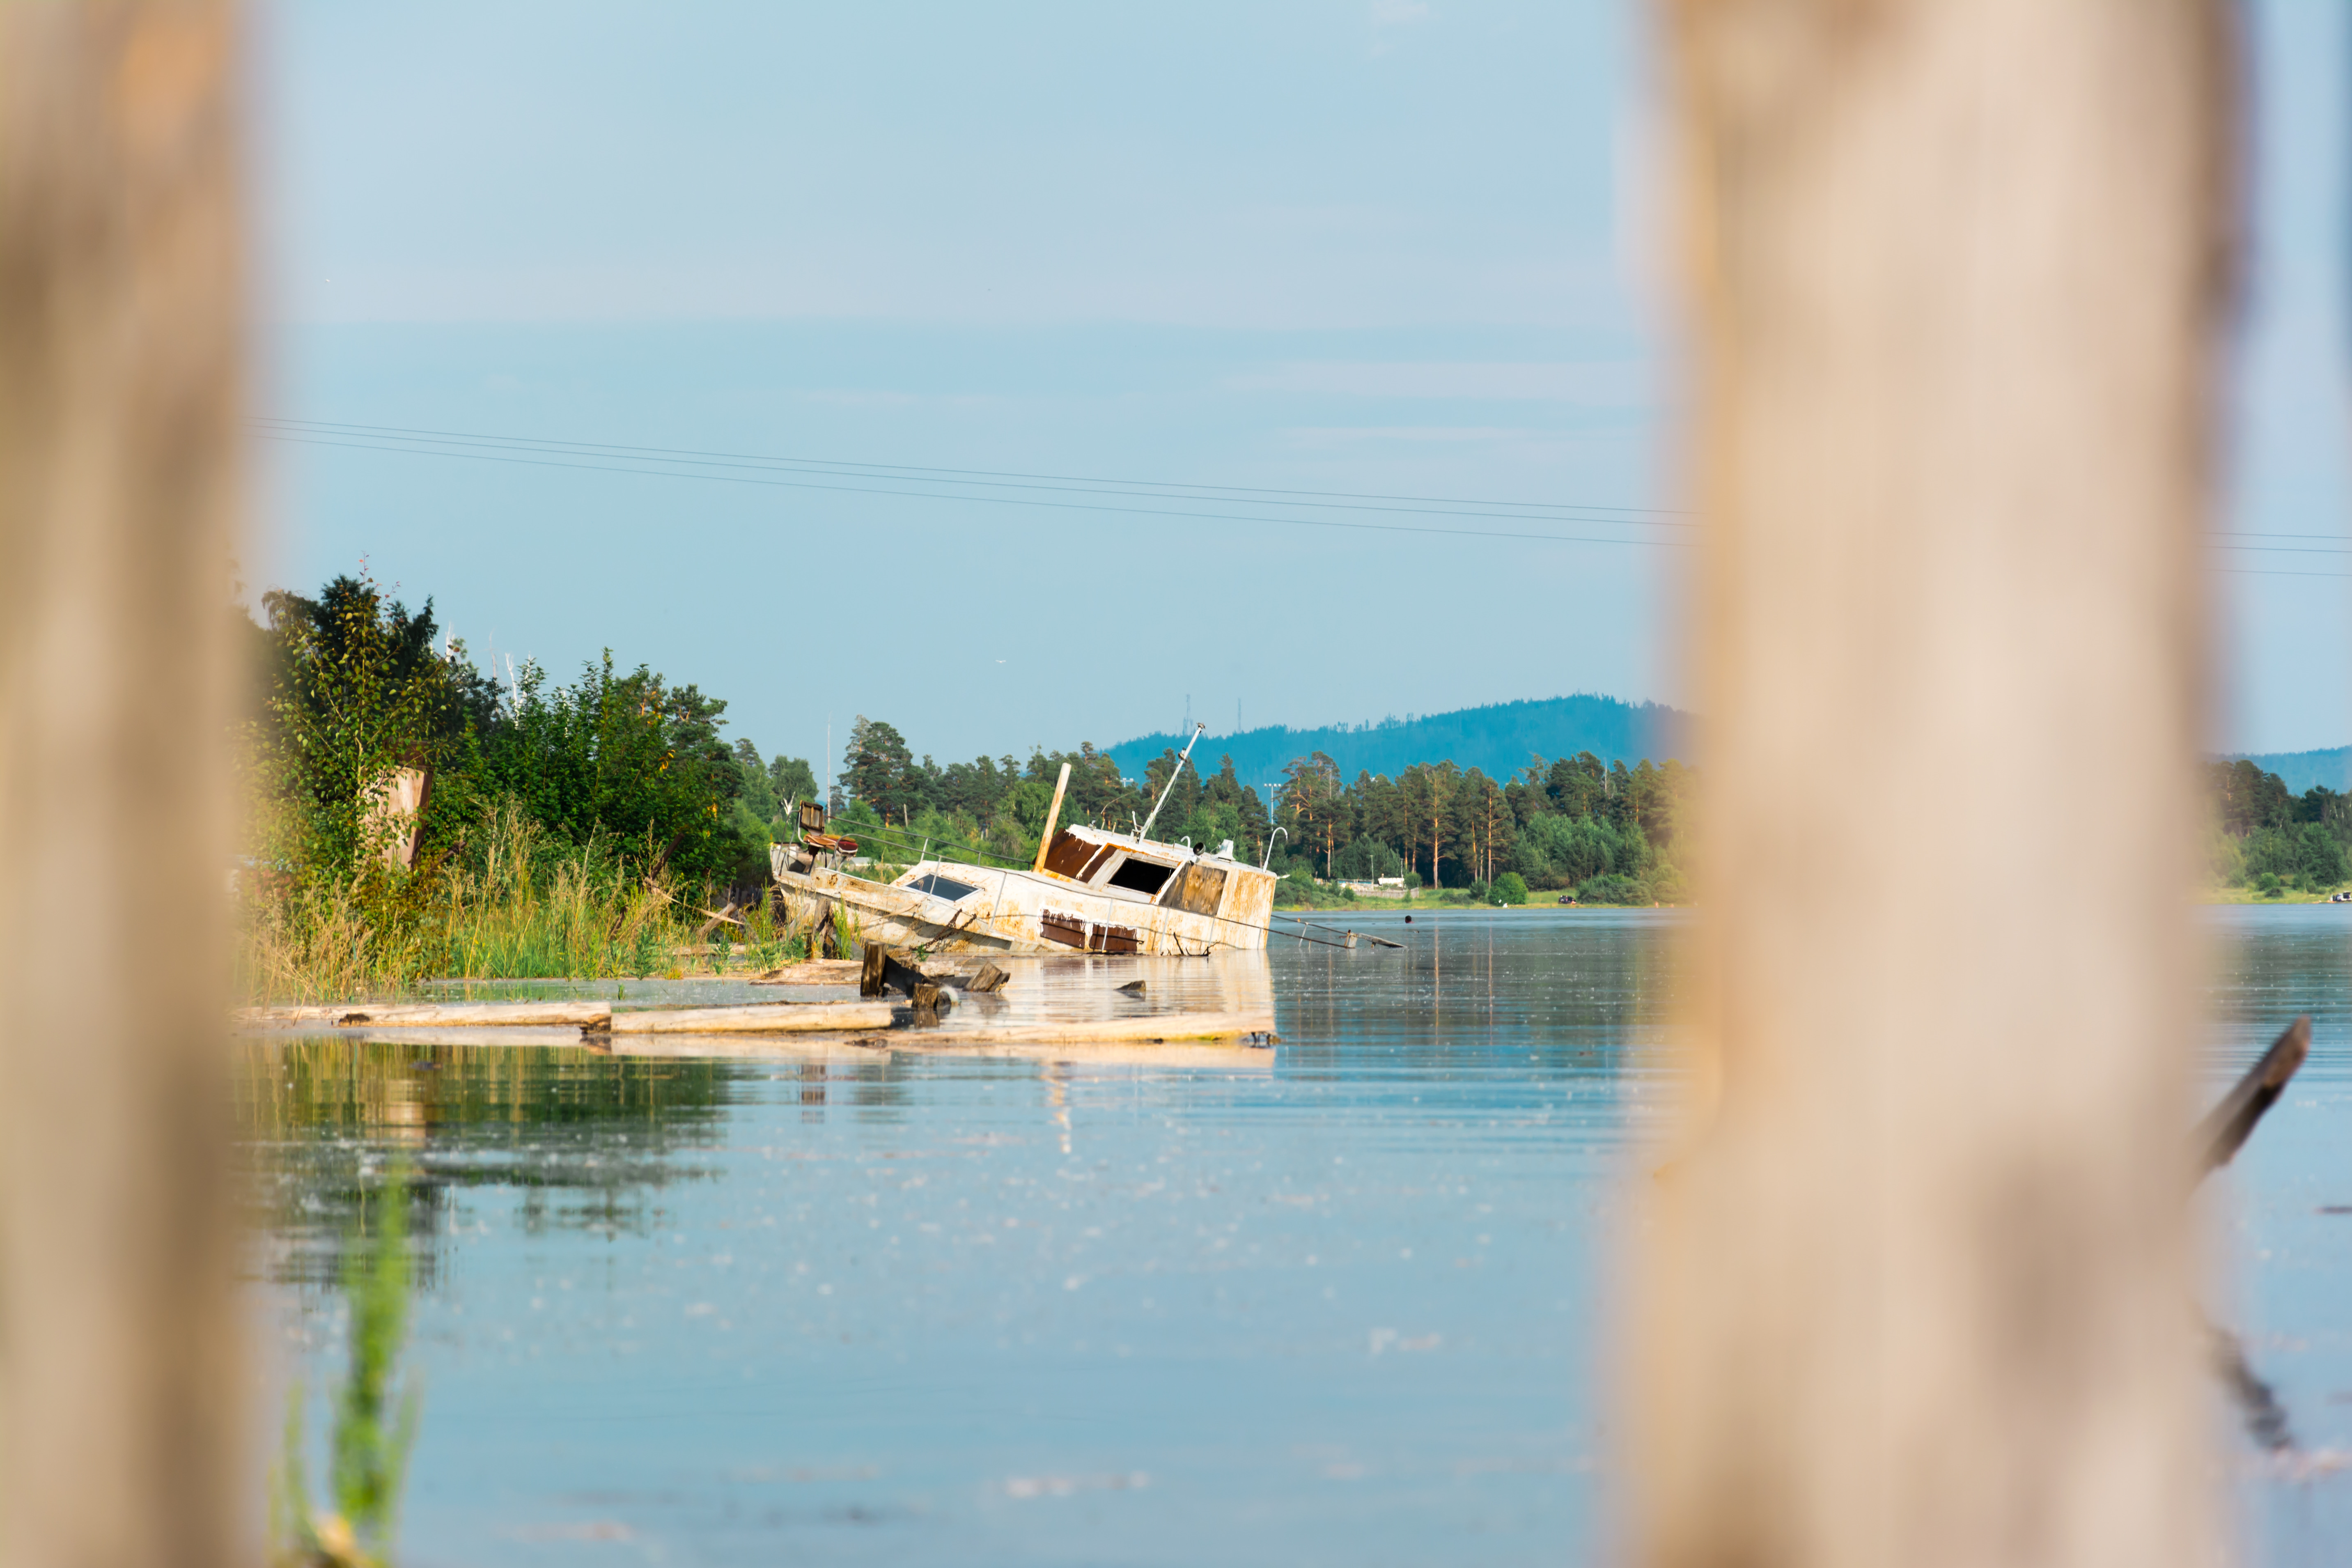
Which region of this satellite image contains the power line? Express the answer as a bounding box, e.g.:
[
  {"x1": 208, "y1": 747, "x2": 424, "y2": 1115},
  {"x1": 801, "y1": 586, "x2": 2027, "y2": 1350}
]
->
[
  {"x1": 252, "y1": 416, "x2": 1690, "y2": 529},
  {"x1": 2206, "y1": 538, "x2": 2352, "y2": 556},
  {"x1": 254, "y1": 429, "x2": 1697, "y2": 553},
  {"x1": 252, "y1": 416, "x2": 2352, "y2": 574}
]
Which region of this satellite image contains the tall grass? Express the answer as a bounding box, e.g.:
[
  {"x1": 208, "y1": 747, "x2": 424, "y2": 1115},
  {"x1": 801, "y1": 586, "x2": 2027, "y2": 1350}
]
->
[{"x1": 239, "y1": 800, "x2": 811, "y2": 1003}]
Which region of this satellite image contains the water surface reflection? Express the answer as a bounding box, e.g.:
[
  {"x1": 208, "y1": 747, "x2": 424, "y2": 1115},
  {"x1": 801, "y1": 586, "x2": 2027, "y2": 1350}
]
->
[
  {"x1": 243, "y1": 909, "x2": 1668, "y2": 1566},
  {"x1": 243, "y1": 907, "x2": 2350, "y2": 1566}
]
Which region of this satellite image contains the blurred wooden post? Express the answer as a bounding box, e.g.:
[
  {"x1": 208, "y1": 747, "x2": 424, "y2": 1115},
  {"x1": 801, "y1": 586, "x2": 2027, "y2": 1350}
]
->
[
  {"x1": 0, "y1": 5, "x2": 244, "y2": 1567},
  {"x1": 1641, "y1": 2, "x2": 2232, "y2": 1566}
]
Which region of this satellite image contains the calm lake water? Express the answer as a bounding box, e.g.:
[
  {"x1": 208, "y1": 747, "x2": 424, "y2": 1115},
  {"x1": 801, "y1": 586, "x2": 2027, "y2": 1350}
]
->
[{"x1": 239, "y1": 906, "x2": 2352, "y2": 1566}]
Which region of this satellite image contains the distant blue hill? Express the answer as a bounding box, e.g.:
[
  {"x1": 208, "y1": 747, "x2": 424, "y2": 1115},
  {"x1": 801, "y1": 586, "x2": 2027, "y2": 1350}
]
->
[
  {"x1": 2232, "y1": 745, "x2": 2351, "y2": 794},
  {"x1": 1104, "y1": 694, "x2": 1692, "y2": 801}
]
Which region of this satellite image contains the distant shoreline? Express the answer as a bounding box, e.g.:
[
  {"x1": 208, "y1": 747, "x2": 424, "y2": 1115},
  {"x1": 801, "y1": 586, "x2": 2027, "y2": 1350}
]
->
[{"x1": 2202, "y1": 887, "x2": 2350, "y2": 907}]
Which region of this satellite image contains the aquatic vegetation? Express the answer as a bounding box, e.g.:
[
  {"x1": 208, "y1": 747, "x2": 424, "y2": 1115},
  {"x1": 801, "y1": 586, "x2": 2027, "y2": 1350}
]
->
[
  {"x1": 238, "y1": 801, "x2": 810, "y2": 1002},
  {"x1": 271, "y1": 1168, "x2": 420, "y2": 1568}
]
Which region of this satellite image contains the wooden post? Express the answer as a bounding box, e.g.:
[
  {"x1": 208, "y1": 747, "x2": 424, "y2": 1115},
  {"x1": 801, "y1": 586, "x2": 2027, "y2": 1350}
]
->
[
  {"x1": 1032, "y1": 761, "x2": 1072, "y2": 873},
  {"x1": 1637, "y1": 2, "x2": 2231, "y2": 1566},
  {"x1": 0, "y1": 5, "x2": 245, "y2": 1566}
]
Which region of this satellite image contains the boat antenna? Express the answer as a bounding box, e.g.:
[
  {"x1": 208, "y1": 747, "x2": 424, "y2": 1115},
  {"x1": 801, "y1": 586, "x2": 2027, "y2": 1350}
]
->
[{"x1": 1138, "y1": 723, "x2": 1207, "y2": 841}]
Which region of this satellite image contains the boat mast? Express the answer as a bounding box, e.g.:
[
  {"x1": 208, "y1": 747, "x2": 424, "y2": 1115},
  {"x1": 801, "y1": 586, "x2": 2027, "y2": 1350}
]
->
[{"x1": 1138, "y1": 723, "x2": 1207, "y2": 841}]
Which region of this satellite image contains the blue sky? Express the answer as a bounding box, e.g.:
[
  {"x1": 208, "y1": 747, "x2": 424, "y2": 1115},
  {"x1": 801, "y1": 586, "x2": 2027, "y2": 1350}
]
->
[{"x1": 253, "y1": 0, "x2": 2348, "y2": 769}]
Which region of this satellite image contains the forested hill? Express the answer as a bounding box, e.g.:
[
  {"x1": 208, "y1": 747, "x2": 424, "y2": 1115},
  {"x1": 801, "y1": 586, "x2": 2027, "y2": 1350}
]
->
[
  {"x1": 2234, "y1": 746, "x2": 2351, "y2": 796},
  {"x1": 1105, "y1": 695, "x2": 1691, "y2": 798}
]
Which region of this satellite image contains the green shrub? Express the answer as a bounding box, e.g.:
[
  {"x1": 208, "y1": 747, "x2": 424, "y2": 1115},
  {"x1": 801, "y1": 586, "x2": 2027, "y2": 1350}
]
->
[
  {"x1": 2256, "y1": 871, "x2": 2283, "y2": 898},
  {"x1": 1493, "y1": 872, "x2": 1528, "y2": 905},
  {"x1": 1578, "y1": 872, "x2": 1650, "y2": 905},
  {"x1": 1514, "y1": 813, "x2": 1650, "y2": 889}
]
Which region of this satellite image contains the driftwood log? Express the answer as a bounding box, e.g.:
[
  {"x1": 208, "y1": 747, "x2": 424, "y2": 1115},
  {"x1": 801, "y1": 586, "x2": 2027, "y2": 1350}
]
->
[
  {"x1": 692, "y1": 901, "x2": 744, "y2": 942},
  {"x1": 2194, "y1": 1015, "x2": 2310, "y2": 1178}
]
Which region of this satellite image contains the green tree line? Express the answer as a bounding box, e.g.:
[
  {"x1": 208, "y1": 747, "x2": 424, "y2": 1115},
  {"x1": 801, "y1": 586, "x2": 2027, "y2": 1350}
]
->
[
  {"x1": 2207, "y1": 758, "x2": 2352, "y2": 896},
  {"x1": 1271, "y1": 748, "x2": 1691, "y2": 904},
  {"x1": 833, "y1": 716, "x2": 1693, "y2": 906},
  {"x1": 246, "y1": 572, "x2": 1700, "y2": 923},
  {"x1": 246, "y1": 573, "x2": 817, "y2": 893}
]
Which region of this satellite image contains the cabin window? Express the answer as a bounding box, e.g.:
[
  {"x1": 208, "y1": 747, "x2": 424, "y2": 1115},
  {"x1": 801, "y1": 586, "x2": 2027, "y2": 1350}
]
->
[
  {"x1": 1106, "y1": 856, "x2": 1175, "y2": 896},
  {"x1": 906, "y1": 872, "x2": 980, "y2": 902}
]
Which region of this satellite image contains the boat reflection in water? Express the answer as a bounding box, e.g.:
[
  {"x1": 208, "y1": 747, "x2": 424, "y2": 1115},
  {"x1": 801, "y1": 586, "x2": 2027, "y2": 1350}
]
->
[{"x1": 613, "y1": 949, "x2": 1279, "y2": 1068}]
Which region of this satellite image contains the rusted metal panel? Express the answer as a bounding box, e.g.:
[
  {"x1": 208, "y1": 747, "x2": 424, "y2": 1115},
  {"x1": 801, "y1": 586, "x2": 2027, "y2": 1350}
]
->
[
  {"x1": 1093, "y1": 922, "x2": 1140, "y2": 954},
  {"x1": 1221, "y1": 861, "x2": 1276, "y2": 934},
  {"x1": 1042, "y1": 830, "x2": 1097, "y2": 879},
  {"x1": 1168, "y1": 862, "x2": 1227, "y2": 916},
  {"x1": 1040, "y1": 910, "x2": 1088, "y2": 948}
]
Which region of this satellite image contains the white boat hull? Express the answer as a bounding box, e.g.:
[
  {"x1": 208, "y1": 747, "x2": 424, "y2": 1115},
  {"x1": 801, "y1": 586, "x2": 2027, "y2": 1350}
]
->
[{"x1": 770, "y1": 852, "x2": 1276, "y2": 957}]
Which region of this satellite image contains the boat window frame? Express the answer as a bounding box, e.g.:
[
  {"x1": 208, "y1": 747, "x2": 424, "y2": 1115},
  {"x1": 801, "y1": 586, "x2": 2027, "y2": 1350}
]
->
[
  {"x1": 1101, "y1": 853, "x2": 1179, "y2": 898},
  {"x1": 904, "y1": 871, "x2": 982, "y2": 902}
]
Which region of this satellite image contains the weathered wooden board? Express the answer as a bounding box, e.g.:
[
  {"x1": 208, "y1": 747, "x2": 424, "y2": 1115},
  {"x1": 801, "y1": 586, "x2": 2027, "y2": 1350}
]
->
[
  {"x1": 239, "y1": 1001, "x2": 613, "y2": 1028},
  {"x1": 748, "y1": 960, "x2": 865, "y2": 986},
  {"x1": 605, "y1": 1001, "x2": 895, "y2": 1035},
  {"x1": 882, "y1": 1009, "x2": 1274, "y2": 1046}
]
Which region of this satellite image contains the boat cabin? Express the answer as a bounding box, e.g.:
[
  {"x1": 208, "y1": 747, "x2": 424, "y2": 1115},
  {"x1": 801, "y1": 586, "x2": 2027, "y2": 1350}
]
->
[{"x1": 1034, "y1": 824, "x2": 1262, "y2": 916}]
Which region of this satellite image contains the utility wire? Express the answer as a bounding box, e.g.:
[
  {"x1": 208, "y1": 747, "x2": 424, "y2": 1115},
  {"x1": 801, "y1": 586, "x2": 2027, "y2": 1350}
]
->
[
  {"x1": 254, "y1": 416, "x2": 2352, "y2": 576},
  {"x1": 252, "y1": 416, "x2": 1688, "y2": 526},
  {"x1": 255, "y1": 430, "x2": 1696, "y2": 553}
]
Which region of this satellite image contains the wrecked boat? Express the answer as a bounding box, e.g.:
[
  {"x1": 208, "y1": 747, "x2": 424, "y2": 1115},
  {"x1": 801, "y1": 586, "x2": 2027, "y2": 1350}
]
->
[
  {"x1": 770, "y1": 732, "x2": 1280, "y2": 957},
  {"x1": 772, "y1": 822, "x2": 1279, "y2": 956}
]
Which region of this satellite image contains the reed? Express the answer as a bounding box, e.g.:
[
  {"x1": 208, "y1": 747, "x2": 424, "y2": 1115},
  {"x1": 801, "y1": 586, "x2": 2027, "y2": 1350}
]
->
[
  {"x1": 270, "y1": 1163, "x2": 420, "y2": 1568},
  {"x1": 238, "y1": 799, "x2": 806, "y2": 1003}
]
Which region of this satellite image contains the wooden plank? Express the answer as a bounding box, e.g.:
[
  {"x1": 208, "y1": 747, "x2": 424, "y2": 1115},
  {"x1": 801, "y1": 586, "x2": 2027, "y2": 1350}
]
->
[
  {"x1": 606, "y1": 1001, "x2": 895, "y2": 1035},
  {"x1": 603, "y1": 1035, "x2": 1273, "y2": 1069},
  {"x1": 890, "y1": 1009, "x2": 1273, "y2": 1045},
  {"x1": 1032, "y1": 761, "x2": 1072, "y2": 873},
  {"x1": 238, "y1": 1001, "x2": 614, "y2": 1028},
  {"x1": 2195, "y1": 1015, "x2": 2310, "y2": 1177},
  {"x1": 749, "y1": 959, "x2": 865, "y2": 986}
]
